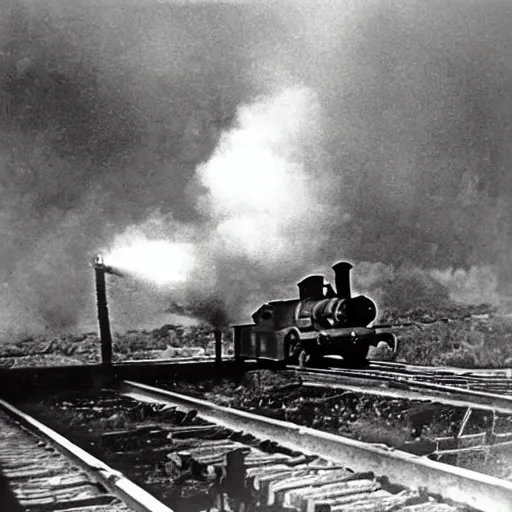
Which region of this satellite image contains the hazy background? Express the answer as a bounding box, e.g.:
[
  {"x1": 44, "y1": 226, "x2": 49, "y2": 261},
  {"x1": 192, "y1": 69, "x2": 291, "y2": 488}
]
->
[{"x1": 1, "y1": 0, "x2": 512, "y2": 338}]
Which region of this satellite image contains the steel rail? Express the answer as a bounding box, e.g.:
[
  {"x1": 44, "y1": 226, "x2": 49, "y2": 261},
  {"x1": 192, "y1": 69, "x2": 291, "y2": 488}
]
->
[
  {"x1": 366, "y1": 371, "x2": 512, "y2": 388},
  {"x1": 120, "y1": 380, "x2": 512, "y2": 512},
  {"x1": 117, "y1": 356, "x2": 216, "y2": 365},
  {"x1": 292, "y1": 367, "x2": 512, "y2": 413},
  {"x1": 367, "y1": 371, "x2": 512, "y2": 385},
  {"x1": 344, "y1": 365, "x2": 512, "y2": 393},
  {"x1": 0, "y1": 398, "x2": 174, "y2": 512},
  {"x1": 303, "y1": 365, "x2": 512, "y2": 386},
  {"x1": 118, "y1": 355, "x2": 234, "y2": 365},
  {"x1": 341, "y1": 367, "x2": 512, "y2": 394},
  {"x1": 301, "y1": 381, "x2": 512, "y2": 413},
  {"x1": 369, "y1": 361, "x2": 512, "y2": 378},
  {"x1": 350, "y1": 375, "x2": 512, "y2": 392}
]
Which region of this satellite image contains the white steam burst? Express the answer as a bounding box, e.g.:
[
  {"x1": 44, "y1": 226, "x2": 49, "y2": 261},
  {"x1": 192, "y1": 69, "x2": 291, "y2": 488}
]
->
[
  {"x1": 99, "y1": 86, "x2": 323, "y2": 299},
  {"x1": 197, "y1": 86, "x2": 320, "y2": 261},
  {"x1": 103, "y1": 235, "x2": 194, "y2": 287}
]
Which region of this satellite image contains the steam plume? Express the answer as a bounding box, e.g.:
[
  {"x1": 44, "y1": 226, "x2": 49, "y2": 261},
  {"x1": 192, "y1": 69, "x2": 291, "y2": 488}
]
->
[
  {"x1": 102, "y1": 86, "x2": 328, "y2": 325},
  {"x1": 103, "y1": 237, "x2": 194, "y2": 286},
  {"x1": 196, "y1": 86, "x2": 325, "y2": 262}
]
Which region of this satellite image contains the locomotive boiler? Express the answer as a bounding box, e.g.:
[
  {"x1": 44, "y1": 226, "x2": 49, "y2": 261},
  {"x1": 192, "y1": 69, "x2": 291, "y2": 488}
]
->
[{"x1": 233, "y1": 261, "x2": 398, "y2": 366}]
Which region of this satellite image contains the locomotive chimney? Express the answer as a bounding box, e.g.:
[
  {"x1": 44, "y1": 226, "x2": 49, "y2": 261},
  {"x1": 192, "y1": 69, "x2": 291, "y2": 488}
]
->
[
  {"x1": 297, "y1": 275, "x2": 325, "y2": 300},
  {"x1": 332, "y1": 261, "x2": 353, "y2": 299}
]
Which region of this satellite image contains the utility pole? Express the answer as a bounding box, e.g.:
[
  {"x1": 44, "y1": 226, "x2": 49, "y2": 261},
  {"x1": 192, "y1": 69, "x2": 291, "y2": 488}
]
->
[{"x1": 92, "y1": 255, "x2": 124, "y2": 366}]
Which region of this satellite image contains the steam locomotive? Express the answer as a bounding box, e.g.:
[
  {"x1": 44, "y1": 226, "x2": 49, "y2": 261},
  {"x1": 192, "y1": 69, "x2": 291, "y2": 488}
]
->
[{"x1": 233, "y1": 262, "x2": 398, "y2": 366}]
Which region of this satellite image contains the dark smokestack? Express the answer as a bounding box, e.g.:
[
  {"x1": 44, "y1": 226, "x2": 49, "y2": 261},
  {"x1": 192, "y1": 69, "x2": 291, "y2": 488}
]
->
[
  {"x1": 332, "y1": 261, "x2": 353, "y2": 299},
  {"x1": 297, "y1": 275, "x2": 325, "y2": 300}
]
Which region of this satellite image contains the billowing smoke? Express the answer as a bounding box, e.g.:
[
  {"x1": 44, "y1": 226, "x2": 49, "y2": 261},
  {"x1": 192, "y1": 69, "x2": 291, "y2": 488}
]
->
[
  {"x1": 196, "y1": 86, "x2": 324, "y2": 263},
  {"x1": 102, "y1": 86, "x2": 330, "y2": 326},
  {"x1": 104, "y1": 236, "x2": 194, "y2": 287},
  {"x1": 2, "y1": 0, "x2": 512, "y2": 338}
]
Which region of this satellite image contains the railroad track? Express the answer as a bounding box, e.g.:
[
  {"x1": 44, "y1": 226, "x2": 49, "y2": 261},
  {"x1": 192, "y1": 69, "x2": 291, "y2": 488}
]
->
[
  {"x1": 370, "y1": 361, "x2": 512, "y2": 378},
  {"x1": 118, "y1": 380, "x2": 512, "y2": 512},
  {"x1": 10, "y1": 388, "x2": 454, "y2": 512},
  {"x1": 4, "y1": 375, "x2": 512, "y2": 511},
  {"x1": 368, "y1": 361, "x2": 512, "y2": 392},
  {"x1": 291, "y1": 365, "x2": 512, "y2": 414},
  {"x1": 0, "y1": 398, "x2": 173, "y2": 512},
  {"x1": 119, "y1": 355, "x2": 234, "y2": 365},
  {"x1": 320, "y1": 360, "x2": 512, "y2": 393}
]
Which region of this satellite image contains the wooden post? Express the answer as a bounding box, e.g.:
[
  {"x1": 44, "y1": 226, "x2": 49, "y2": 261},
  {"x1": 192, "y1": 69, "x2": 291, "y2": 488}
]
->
[
  {"x1": 95, "y1": 267, "x2": 113, "y2": 365},
  {"x1": 214, "y1": 329, "x2": 222, "y2": 371},
  {"x1": 233, "y1": 326, "x2": 241, "y2": 362},
  {"x1": 456, "y1": 408, "x2": 472, "y2": 466}
]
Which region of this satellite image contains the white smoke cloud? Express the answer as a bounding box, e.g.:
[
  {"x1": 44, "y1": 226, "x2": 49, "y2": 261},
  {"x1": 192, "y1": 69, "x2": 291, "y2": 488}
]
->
[
  {"x1": 196, "y1": 86, "x2": 325, "y2": 263},
  {"x1": 97, "y1": 85, "x2": 334, "y2": 325},
  {"x1": 103, "y1": 237, "x2": 195, "y2": 286},
  {"x1": 102, "y1": 215, "x2": 196, "y2": 288},
  {"x1": 99, "y1": 83, "x2": 509, "y2": 330},
  {"x1": 104, "y1": 86, "x2": 327, "y2": 279}
]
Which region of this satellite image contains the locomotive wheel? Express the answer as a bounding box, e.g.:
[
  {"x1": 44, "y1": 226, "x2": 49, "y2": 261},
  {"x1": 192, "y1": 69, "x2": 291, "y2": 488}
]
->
[
  {"x1": 284, "y1": 331, "x2": 325, "y2": 367},
  {"x1": 284, "y1": 331, "x2": 303, "y2": 364}
]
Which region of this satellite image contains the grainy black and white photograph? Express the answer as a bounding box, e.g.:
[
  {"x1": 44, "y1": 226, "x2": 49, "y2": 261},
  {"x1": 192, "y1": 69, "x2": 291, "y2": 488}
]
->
[{"x1": 0, "y1": 0, "x2": 512, "y2": 510}]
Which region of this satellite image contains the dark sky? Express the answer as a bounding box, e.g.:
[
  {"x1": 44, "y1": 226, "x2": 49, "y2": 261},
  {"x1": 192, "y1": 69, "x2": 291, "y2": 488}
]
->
[{"x1": 1, "y1": 0, "x2": 512, "y2": 337}]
